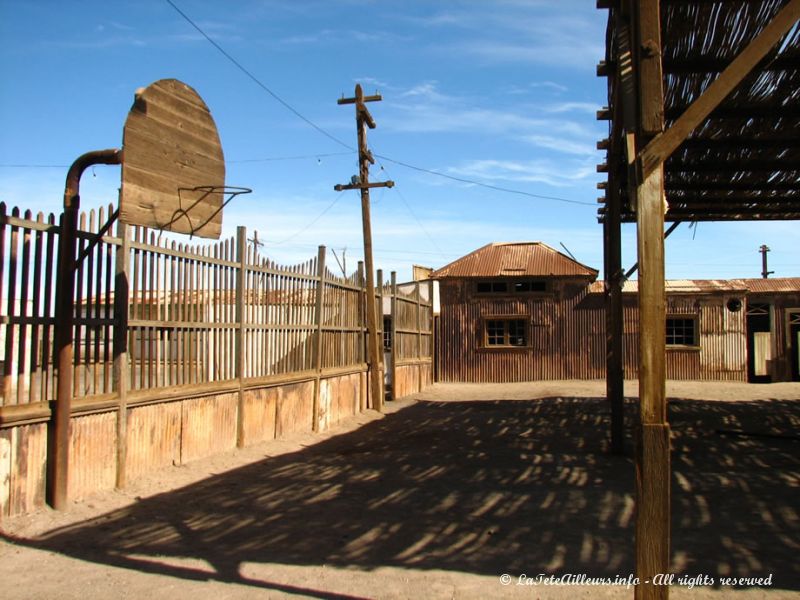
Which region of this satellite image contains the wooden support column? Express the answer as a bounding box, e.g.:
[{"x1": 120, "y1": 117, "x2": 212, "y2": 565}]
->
[
  {"x1": 113, "y1": 220, "x2": 130, "y2": 489},
  {"x1": 633, "y1": 1, "x2": 669, "y2": 598},
  {"x1": 235, "y1": 226, "x2": 247, "y2": 447},
  {"x1": 312, "y1": 245, "x2": 326, "y2": 432},
  {"x1": 604, "y1": 179, "x2": 625, "y2": 456}
]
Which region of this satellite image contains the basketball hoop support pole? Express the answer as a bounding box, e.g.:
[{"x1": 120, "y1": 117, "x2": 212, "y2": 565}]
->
[{"x1": 49, "y1": 148, "x2": 122, "y2": 510}]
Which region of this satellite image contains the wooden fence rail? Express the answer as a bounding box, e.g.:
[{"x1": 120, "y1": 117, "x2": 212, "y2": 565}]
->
[
  {"x1": 0, "y1": 200, "x2": 434, "y2": 516},
  {"x1": 0, "y1": 201, "x2": 433, "y2": 413}
]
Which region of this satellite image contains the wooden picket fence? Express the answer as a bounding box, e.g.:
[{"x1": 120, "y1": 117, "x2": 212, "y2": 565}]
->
[{"x1": 0, "y1": 200, "x2": 433, "y2": 412}]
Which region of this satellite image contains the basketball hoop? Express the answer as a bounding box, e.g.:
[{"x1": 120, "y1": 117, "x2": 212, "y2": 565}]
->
[{"x1": 164, "y1": 185, "x2": 252, "y2": 238}]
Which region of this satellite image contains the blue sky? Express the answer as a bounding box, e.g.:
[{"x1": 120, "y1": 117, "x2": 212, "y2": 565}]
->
[{"x1": 0, "y1": 0, "x2": 796, "y2": 281}]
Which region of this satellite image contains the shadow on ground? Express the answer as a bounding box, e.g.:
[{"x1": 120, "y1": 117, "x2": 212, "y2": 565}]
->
[{"x1": 4, "y1": 394, "x2": 799, "y2": 596}]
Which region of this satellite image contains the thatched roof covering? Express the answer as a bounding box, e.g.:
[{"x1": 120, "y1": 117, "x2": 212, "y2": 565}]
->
[{"x1": 599, "y1": 0, "x2": 800, "y2": 223}]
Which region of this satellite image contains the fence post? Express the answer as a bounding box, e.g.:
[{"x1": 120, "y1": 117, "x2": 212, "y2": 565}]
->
[
  {"x1": 235, "y1": 226, "x2": 247, "y2": 448},
  {"x1": 357, "y1": 261, "x2": 366, "y2": 410},
  {"x1": 390, "y1": 271, "x2": 397, "y2": 401},
  {"x1": 113, "y1": 221, "x2": 130, "y2": 489},
  {"x1": 427, "y1": 278, "x2": 434, "y2": 387},
  {"x1": 377, "y1": 268, "x2": 384, "y2": 406},
  {"x1": 416, "y1": 280, "x2": 423, "y2": 393},
  {"x1": 313, "y1": 245, "x2": 326, "y2": 432}
]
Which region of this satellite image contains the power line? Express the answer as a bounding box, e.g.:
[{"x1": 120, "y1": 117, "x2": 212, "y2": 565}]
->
[
  {"x1": 164, "y1": 0, "x2": 353, "y2": 152},
  {"x1": 0, "y1": 152, "x2": 355, "y2": 169},
  {"x1": 267, "y1": 194, "x2": 344, "y2": 245},
  {"x1": 373, "y1": 153, "x2": 447, "y2": 258},
  {"x1": 229, "y1": 151, "x2": 355, "y2": 164},
  {"x1": 164, "y1": 0, "x2": 597, "y2": 210},
  {"x1": 373, "y1": 154, "x2": 595, "y2": 207},
  {"x1": 0, "y1": 164, "x2": 69, "y2": 168}
]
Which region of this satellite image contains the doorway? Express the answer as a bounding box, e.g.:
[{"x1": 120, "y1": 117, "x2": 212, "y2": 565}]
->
[
  {"x1": 790, "y1": 312, "x2": 800, "y2": 382},
  {"x1": 746, "y1": 303, "x2": 771, "y2": 383}
]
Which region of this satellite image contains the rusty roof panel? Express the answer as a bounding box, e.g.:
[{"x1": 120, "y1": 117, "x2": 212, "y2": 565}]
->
[
  {"x1": 588, "y1": 279, "x2": 751, "y2": 294},
  {"x1": 737, "y1": 277, "x2": 800, "y2": 294},
  {"x1": 431, "y1": 242, "x2": 598, "y2": 279}
]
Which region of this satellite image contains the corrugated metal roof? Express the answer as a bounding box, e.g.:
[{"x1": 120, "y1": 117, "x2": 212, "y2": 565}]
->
[
  {"x1": 736, "y1": 277, "x2": 800, "y2": 294},
  {"x1": 588, "y1": 279, "x2": 750, "y2": 294},
  {"x1": 431, "y1": 242, "x2": 598, "y2": 279}
]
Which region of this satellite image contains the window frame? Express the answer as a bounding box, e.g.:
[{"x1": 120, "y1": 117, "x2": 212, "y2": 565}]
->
[
  {"x1": 665, "y1": 314, "x2": 699, "y2": 348},
  {"x1": 475, "y1": 279, "x2": 549, "y2": 296},
  {"x1": 481, "y1": 315, "x2": 530, "y2": 349}
]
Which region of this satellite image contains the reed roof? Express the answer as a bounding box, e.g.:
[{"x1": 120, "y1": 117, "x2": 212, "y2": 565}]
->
[{"x1": 600, "y1": 0, "x2": 800, "y2": 223}]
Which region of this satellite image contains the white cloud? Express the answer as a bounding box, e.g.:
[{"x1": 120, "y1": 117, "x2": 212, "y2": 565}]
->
[
  {"x1": 448, "y1": 158, "x2": 597, "y2": 188},
  {"x1": 379, "y1": 81, "x2": 603, "y2": 157},
  {"x1": 542, "y1": 102, "x2": 600, "y2": 115}
]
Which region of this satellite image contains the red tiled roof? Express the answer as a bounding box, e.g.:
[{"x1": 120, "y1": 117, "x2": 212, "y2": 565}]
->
[{"x1": 431, "y1": 242, "x2": 598, "y2": 279}]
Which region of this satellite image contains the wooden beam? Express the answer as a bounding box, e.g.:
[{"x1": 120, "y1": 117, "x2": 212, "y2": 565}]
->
[
  {"x1": 666, "y1": 158, "x2": 800, "y2": 172},
  {"x1": 665, "y1": 103, "x2": 800, "y2": 120},
  {"x1": 668, "y1": 198, "x2": 800, "y2": 208},
  {"x1": 639, "y1": 0, "x2": 800, "y2": 177},
  {"x1": 632, "y1": 1, "x2": 669, "y2": 598},
  {"x1": 662, "y1": 53, "x2": 800, "y2": 74},
  {"x1": 666, "y1": 181, "x2": 800, "y2": 192},
  {"x1": 603, "y1": 94, "x2": 625, "y2": 455},
  {"x1": 676, "y1": 137, "x2": 800, "y2": 150}
]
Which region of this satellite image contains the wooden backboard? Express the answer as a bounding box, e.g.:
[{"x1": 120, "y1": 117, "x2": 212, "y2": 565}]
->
[{"x1": 120, "y1": 79, "x2": 225, "y2": 239}]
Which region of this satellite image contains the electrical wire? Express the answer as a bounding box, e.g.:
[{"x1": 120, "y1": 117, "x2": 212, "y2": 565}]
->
[
  {"x1": 229, "y1": 151, "x2": 355, "y2": 164},
  {"x1": 164, "y1": 0, "x2": 597, "y2": 210},
  {"x1": 372, "y1": 153, "x2": 448, "y2": 258},
  {"x1": 165, "y1": 0, "x2": 354, "y2": 152},
  {"x1": 373, "y1": 154, "x2": 595, "y2": 207},
  {"x1": 0, "y1": 164, "x2": 69, "y2": 168},
  {"x1": 266, "y1": 194, "x2": 344, "y2": 245}
]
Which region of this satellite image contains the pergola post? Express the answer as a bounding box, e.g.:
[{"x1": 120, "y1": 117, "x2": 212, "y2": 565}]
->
[
  {"x1": 632, "y1": 1, "x2": 669, "y2": 599},
  {"x1": 599, "y1": 1, "x2": 800, "y2": 597},
  {"x1": 604, "y1": 176, "x2": 625, "y2": 456}
]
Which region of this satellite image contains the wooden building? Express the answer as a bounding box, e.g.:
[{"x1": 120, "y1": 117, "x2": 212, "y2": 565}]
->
[
  {"x1": 432, "y1": 242, "x2": 800, "y2": 384},
  {"x1": 432, "y1": 242, "x2": 600, "y2": 382}
]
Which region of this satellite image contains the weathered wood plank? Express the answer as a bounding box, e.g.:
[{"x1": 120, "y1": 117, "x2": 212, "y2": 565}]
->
[{"x1": 120, "y1": 79, "x2": 225, "y2": 239}]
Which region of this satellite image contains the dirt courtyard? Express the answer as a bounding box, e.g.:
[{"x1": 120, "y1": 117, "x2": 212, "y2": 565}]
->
[{"x1": 1, "y1": 380, "x2": 799, "y2": 599}]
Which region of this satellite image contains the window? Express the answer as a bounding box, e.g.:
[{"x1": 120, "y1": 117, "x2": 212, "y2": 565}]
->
[
  {"x1": 514, "y1": 280, "x2": 547, "y2": 293},
  {"x1": 383, "y1": 316, "x2": 392, "y2": 351},
  {"x1": 666, "y1": 316, "x2": 698, "y2": 346},
  {"x1": 485, "y1": 318, "x2": 528, "y2": 348},
  {"x1": 477, "y1": 281, "x2": 508, "y2": 293},
  {"x1": 476, "y1": 280, "x2": 547, "y2": 294}
]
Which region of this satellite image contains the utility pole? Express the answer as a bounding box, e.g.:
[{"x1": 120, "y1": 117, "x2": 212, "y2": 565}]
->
[
  {"x1": 335, "y1": 84, "x2": 394, "y2": 412},
  {"x1": 331, "y1": 247, "x2": 347, "y2": 278},
  {"x1": 760, "y1": 245, "x2": 774, "y2": 279},
  {"x1": 248, "y1": 230, "x2": 264, "y2": 255}
]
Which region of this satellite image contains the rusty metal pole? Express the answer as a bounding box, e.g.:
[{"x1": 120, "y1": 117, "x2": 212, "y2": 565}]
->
[{"x1": 49, "y1": 148, "x2": 122, "y2": 510}]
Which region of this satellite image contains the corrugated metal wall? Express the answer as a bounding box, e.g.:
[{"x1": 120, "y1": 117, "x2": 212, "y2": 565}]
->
[
  {"x1": 750, "y1": 292, "x2": 800, "y2": 381},
  {"x1": 438, "y1": 279, "x2": 750, "y2": 382},
  {"x1": 438, "y1": 280, "x2": 605, "y2": 382}
]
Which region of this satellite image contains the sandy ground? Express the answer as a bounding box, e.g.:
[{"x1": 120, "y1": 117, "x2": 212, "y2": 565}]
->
[{"x1": 1, "y1": 380, "x2": 799, "y2": 599}]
